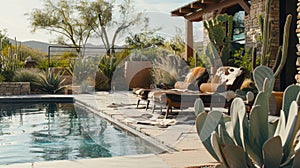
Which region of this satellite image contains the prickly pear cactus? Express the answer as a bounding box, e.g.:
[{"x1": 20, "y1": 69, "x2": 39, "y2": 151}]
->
[
  {"x1": 281, "y1": 85, "x2": 300, "y2": 119},
  {"x1": 194, "y1": 65, "x2": 300, "y2": 167},
  {"x1": 253, "y1": 65, "x2": 274, "y2": 97},
  {"x1": 194, "y1": 98, "x2": 205, "y2": 116}
]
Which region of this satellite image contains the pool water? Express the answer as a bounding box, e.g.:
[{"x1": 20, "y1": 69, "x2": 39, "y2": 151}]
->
[{"x1": 0, "y1": 102, "x2": 158, "y2": 165}]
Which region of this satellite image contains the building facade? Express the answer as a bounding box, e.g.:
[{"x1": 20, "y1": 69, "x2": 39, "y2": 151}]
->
[{"x1": 171, "y1": 0, "x2": 298, "y2": 90}]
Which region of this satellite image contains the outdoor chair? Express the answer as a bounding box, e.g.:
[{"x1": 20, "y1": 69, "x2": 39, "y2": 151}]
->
[
  {"x1": 132, "y1": 66, "x2": 209, "y2": 109},
  {"x1": 148, "y1": 66, "x2": 246, "y2": 118}
]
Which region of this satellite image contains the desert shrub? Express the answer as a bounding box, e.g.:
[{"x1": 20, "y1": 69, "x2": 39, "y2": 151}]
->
[
  {"x1": 37, "y1": 59, "x2": 52, "y2": 71},
  {"x1": 1, "y1": 70, "x2": 15, "y2": 82},
  {"x1": 97, "y1": 54, "x2": 124, "y2": 90},
  {"x1": 98, "y1": 56, "x2": 118, "y2": 80},
  {"x1": 152, "y1": 54, "x2": 189, "y2": 86},
  {"x1": 13, "y1": 68, "x2": 41, "y2": 91},
  {"x1": 13, "y1": 68, "x2": 40, "y2": 82},
  {"x1": 152, "y1": 68, "x2": 176, "y2": 87},
  {"x1": 232, "y1": 47, "x2": 260, "y2": 77},
  {"x1": 0, "y1": 74, "x2": 5, "y2": 82},
  {"x1": 188, "y1": 52, "x2": 211, "y2": 68}
]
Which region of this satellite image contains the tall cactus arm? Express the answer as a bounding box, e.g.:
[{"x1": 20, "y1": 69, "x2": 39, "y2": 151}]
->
[
  {"x1": 261, "y1": 0, "x2": 272, "y2": 65},
  {"x1": 274, "y1": 14, "x2": 292, "y2": 78},
  {"x1": 227, "y1": 15, "x2": 233, "y2": 40},
  {"x1": 272, "y1": 46, "x2": 282, "y2": 72},
  {"x1": 252, "y1": 47, "x2": 257, "y2": 71},
  {"x1": 258, "y1": 14, "x2": 264, "y2": 39}
]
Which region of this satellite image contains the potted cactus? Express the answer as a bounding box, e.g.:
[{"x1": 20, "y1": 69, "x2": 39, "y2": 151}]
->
[{"x1": 194, "y1": 65, "x2": 300, "y2": 167}]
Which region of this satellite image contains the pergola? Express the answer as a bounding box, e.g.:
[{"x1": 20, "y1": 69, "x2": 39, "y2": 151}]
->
[{"x1": 171, "y1": 0, "x2": 251, "y2": 61}]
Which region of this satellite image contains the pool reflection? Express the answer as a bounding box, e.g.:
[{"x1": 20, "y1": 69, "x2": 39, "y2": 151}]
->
[{"x1": 0, "y1": 102, "x2": 155, "y2": 165}]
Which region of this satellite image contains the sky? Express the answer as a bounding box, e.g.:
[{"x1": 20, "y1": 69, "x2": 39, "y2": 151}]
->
[{"x1": 0, "y1": 0, "x2": 203, "y2": 44}]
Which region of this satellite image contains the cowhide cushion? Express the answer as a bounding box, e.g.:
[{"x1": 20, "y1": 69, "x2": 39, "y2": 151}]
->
[
  {"x1": 211, "y1": 67, "x2": 243, "y2": 86},
  {"x1": 184, "y1": 67, "x2": 209, "y2": 87},
  {"x1": 174, "y1": 67, "x2": 209, "y2": 90},
  {"x1": 174, "y1": 81, "x2": 198, "y2": 90}
]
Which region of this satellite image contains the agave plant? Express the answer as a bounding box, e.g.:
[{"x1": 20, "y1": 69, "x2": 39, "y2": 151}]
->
[
  {"x1": 194, "y1": 66, "x2": 300, "y2": 167},
  {"x1": 34, "y1": 68, "x2": 66, "y2": 94}
]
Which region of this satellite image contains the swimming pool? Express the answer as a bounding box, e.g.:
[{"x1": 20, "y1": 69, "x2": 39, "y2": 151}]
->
[{"x1": 0, "y1": 102, "x2": 159, "y2": 165}]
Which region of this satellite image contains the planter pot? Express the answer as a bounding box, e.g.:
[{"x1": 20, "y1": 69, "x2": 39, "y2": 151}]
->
[
  {"x1": 95, "y1": 71, "x2": 111, "y2": 91},
  {"x1": 124, "y1": 61, "x2": 152, "y2": 89},
  {"x1": 269, "y1": 91, "x2": 283, "y2": 116}
]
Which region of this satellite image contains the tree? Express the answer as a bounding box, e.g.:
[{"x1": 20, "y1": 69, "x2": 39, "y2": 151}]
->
[
  {"x1": 0, "y1": 29, "x2": 11, "y2": 53},
  {"x1": 29, "y1": 0, "x2": 93, "y2": 55},
  {"x1": 166, "y1": 27, "x2": 185, "y2": 56},
  {"x1": 29, "y1": 0, "x2": 144, "y2": 56},
  {"x1": 125, "y1": 32, "x2": 165, "y2": 49},
  {"x1": 87, "y1": 0, "x2": 144, "y2": 55}
]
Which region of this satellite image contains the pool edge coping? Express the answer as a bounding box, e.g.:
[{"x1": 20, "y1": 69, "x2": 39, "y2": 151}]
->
[
  {"x1": 0, "y1": 94, "x2": 74, "y2": 103},
  {"x1": 74, "y1": 98, "x2": 177, "y2": 154}
]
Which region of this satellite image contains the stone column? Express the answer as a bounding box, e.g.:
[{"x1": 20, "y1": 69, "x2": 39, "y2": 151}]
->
[
  {"x1": 185, "y1": 19, "x2": 193, "y2": 61},
  {"x1": 295, "y1": 0, "x2": 300, "y2": 84}
]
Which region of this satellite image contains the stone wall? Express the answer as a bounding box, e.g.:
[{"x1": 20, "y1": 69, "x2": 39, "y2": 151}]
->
[
  {"x1": 244, "y1": 0, "x2": 280, "y2": 66},
  {"x1": 296, "y1": 0, "x2": 300, "y2": 84},
  {"x1": 0, "y1": 82, "x2": 30, "y2": 95}
]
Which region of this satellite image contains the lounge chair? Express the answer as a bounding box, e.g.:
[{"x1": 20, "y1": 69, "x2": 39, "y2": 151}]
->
[
  {"x1": 133, "y1": 66, "x2": 209, "y2": 109},
  {"x1": 148, "y1": 66, "x2": 246, "y2": 118}
]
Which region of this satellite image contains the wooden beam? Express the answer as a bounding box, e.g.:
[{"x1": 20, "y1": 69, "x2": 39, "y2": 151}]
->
[
  {"x1": 171, "y1": 1, "x2": 198, "y2": 13},
  {"x1": 200, "y1": 0, "x2": 220, "y2": 4},
  {"x1": 170, "y1": 0, "x2": 217, "y2": 17},
  {"x1": 193, "y1": 16, "x2": 203, "y2": 22},
  {"x1": 171, "y1": 11, "x2": 186, "y2": 16},
  {"x1": 216, "y1": 9, "x2": 222, "y2": 15},
  {"x1": 237, "y1": 0, "x2": 250, "y2": 14},
  {"x1": 171, "y1": 0, "x2": 250, "y2": 20},
  {"x1": 185, "y1": 0, "x2": 240, "y2": 21},
  {"x1": 191, "y1": 2, "x2": 206, "y2": 9},
  {"x1": 179, "y1": 8, "x2": 194, "y2": 14},
  {"x1": 171, "y1": 1, "x2": 206, "y2": 16}
]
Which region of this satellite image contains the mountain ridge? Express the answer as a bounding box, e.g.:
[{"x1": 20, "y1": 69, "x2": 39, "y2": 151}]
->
[
  {"x1": 8, "y1": 38, "x2": 204, "y2": 54},
  {"x1": 8, "y1": 38, "x2": 106, "y2": 53}
]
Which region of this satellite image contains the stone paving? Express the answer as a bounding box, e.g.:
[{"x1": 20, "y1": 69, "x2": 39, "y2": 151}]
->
[{"x1": 74, "y1": 91, "x2": 217, "y2": 167}]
